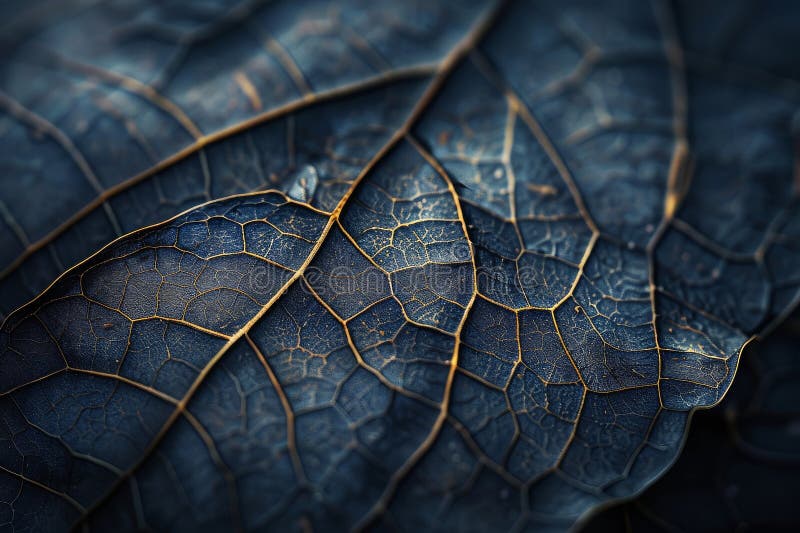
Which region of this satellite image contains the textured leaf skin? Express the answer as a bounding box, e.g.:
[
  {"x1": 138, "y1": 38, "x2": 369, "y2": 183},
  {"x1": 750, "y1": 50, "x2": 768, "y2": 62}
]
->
[
  {"x1": 583, "y1": 311, "x2": 800, "y2": 532},
  {"x1": 0, "y1": 0, "x2": 481, "y2": 320},
  {"x1": 1, "y1": 0, "x2": 800, "y2": 532}
]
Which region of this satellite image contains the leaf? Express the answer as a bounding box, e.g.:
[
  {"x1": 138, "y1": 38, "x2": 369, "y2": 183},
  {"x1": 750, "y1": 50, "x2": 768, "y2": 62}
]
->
[
  {"x1": 582, "y1": 310, "x2": 800, "y2": 532},
  {"x1": 0, "y1": 0, "x2": 481, "y2": 319},
  {"x1": 1, "y1": 0, "x2": 799, "y2": 531}
]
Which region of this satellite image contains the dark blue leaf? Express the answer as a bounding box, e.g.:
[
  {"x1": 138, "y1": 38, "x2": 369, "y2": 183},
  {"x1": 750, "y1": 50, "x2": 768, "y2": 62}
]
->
[
  {"x1": 583, "y1": 310, "x2": 800, "y2": 532},
  {"x1": 1, "y1": 1, "x2": 799, "y2": 531}
]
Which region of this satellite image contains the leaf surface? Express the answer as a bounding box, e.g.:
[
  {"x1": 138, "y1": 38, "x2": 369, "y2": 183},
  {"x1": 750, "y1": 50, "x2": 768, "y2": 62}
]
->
[
  {"x1": 1, "y1": 0, "x2": 800, "y2": 531},
  {"x1": 583, "y1": 310, "x2": 800, "y2": 532}
]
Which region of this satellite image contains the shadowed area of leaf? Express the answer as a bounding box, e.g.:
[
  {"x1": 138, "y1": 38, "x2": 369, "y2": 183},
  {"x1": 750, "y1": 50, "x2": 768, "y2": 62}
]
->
[{"x1": 582, "y1": 310, "x2": 800, "y2": 532}]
